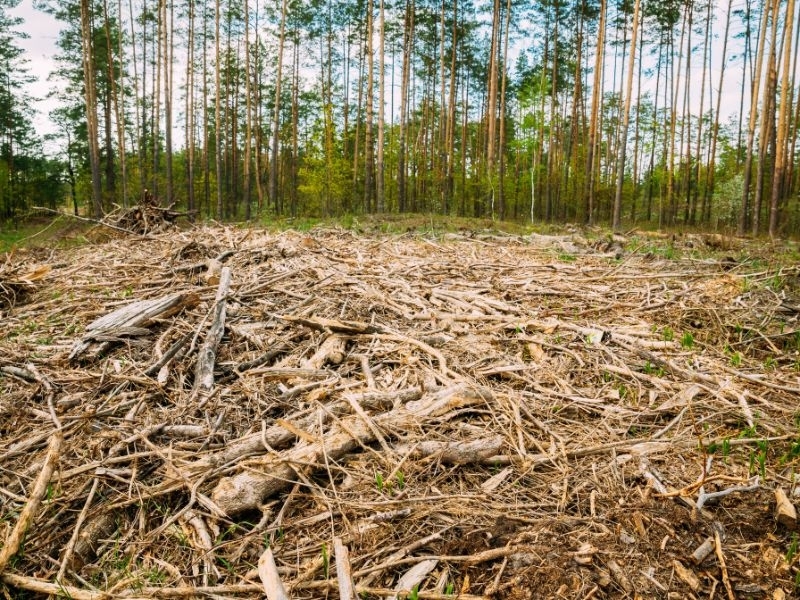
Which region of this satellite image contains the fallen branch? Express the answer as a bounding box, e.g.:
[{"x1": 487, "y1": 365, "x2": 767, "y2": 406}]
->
[
  {"x1": 0, "y1": 430, "x2": 62, "y2": 573},
  {"x1": 211, "y1": 385, "x2": 493, "y2": 515},
  {"x1": 194, "y1": 266, "x2": 232, "y2": 400}
]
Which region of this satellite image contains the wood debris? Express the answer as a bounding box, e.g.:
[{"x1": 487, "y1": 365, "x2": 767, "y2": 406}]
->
[{"x1": 1, "y1": 225, "x2": 799, "y2": 598}]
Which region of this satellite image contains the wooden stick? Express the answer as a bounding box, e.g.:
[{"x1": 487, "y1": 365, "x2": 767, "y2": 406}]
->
[
  {"x1": 334, "y1": 537, "x2": 356, "y2": 600},
  {"x1": 194, "y1": 266, "x2": 232, "y2": 401},
  {"x1": 0, "y1": 430, "x2": 62, "y2": 573},
  {"x1": 258, "y1": 547, "x2": 289, "y2": 600},
  {"x1": 56, "y1": 476, "x2": 99, "y2": 581}
]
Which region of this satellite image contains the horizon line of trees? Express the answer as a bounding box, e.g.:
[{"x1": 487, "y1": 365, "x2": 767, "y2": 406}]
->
[{"x1": 2, "y1": 0, "x2": 800, "y2": 237}]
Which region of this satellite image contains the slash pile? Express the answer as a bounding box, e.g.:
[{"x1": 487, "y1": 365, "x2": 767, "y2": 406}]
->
[{"x1": 2, "y1": 224, "x2": 800, "y2": 599}]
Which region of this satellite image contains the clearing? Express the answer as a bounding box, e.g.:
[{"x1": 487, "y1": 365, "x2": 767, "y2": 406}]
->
[{"x1": 2, "y1": 217, "x2": 800, "y2": 599}]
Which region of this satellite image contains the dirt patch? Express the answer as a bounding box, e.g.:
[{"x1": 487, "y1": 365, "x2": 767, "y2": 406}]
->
[{"x1": 1, "y1": 225, "x2": 799, "y2": 599}]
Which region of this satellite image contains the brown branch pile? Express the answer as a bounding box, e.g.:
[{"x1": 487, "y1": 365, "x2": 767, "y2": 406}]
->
[
  {"x1": 1, "y1": 226, "x2": 800, "y2": 599},
  {"x1": 111, "y1": 194, "x2": 193, "y2": 236}
]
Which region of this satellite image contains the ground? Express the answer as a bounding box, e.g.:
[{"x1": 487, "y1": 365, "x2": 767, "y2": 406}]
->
[{"x1": 1, "y1": 216, "x2": 800, "y2": 599}]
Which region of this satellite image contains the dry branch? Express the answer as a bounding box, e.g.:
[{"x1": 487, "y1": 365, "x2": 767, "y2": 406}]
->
[
  {"x1": 334, "y1": 537, "x2": 356, "y2": 600},
  {"x1": 2, "y1": 225, "x2": 798, "y2": 599},
  {"x1": 211, "y1": 385, "x2": 493, "y2": 515},
  {"x1": 258, "y1": 547, "x2": 289, "y2": 600},
  {"x1": 193, "y1": 266, "x2": 232, "y2": 398},
  {"x1": 0, "y1": 430, "x2": 61, "y2": 573}
]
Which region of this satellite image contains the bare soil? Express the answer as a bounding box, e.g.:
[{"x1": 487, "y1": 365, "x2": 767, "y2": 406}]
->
[{"x1": 2, "y1": 221, "x2": 800, "y2": 599}]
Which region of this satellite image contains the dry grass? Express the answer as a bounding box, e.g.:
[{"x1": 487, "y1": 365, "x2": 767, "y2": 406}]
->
[{"x1": 1, "y1": 221, "x2": 800, "y2": 599}]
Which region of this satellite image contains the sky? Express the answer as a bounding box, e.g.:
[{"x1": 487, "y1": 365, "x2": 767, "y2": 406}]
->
[{"x1": 9, "y1": 0, "x2": 60, "y2": 138}]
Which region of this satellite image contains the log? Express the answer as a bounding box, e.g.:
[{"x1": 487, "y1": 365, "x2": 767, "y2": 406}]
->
[{"x1": 211, "y1": 385, "x2": 493, "y2": 515}]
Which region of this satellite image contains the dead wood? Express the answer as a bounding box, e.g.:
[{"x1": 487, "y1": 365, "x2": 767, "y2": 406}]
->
[
  {"x1": 0, "y1": 430, "x2": 61, "y2": 572},
  {"x1": 68, "y1": 291, "x2": 199, "y2": 361},
  {"x1": 193, "y1": 266, "x2": 232, "y2": 399},
  {"x1": 3, "y1": 225, "x2": 800, "y2": 599},
  {"x1": 210, "y1": 385, "x2": 493, "y2": 515}
]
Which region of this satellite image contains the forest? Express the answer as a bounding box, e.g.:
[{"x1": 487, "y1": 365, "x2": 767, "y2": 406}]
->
[{"x1": 1, "y1": 0, "x2": 799, "y2": 236}]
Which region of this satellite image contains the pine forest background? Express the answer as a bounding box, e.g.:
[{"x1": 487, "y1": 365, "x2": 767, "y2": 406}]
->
[{"x1": 1, "y1": 0, "x2": 800, "y2": 236}]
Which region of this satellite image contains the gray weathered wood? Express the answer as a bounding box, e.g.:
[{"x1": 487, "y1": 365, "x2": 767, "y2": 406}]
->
[{"x1": 69, "y1": 291, "x2": 199, "y2": 361}]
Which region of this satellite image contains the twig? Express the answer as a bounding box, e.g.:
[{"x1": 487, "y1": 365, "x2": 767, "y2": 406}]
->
[
  {"x1": 714, "y1": 531, "x2": 735, "y2": 600},
  {"x1": 258, "y1": 547, "x2": 289, "y2": 600}
]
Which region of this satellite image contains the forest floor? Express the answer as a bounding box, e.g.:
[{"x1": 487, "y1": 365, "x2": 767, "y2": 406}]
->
[{"x1": 2, "y1": 213, "x2": 800, "y2": 599}]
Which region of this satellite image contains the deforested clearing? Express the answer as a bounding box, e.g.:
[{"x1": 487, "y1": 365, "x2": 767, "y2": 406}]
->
[{"x1": 2, "y1": 223, "x2": 800, "y2": 599}]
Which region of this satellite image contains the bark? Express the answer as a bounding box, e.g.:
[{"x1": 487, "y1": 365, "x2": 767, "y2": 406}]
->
[
  {"x1": 363, "y1": 0, "x2": 375, "y2": 212},
  {"x1": 269, "y1": 0, "x2": 288, "y2": 212},
  {"x1": 376, "y1": 0, "x2": 386, "y2": 212},
  {"x1": 704, "y1": 0, "x2": 733, "y2": 225},
  {"x1": 243, "y1": 0, "x2": 253, "y2": 220},
  {"x1": 485, "y1": 0, "x2": 501, "y2": 213},
  {"x1": 753, "y1": 0, "x2": 780, "y2": 236},
  {"x1": 397, "y1": 0, "x2": 413, "y2": 212},
  {"x1": 214, "y1": 0, "x2": 223, "y2": 219}
]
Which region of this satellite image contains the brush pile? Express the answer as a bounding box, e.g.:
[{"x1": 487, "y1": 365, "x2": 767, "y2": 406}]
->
[
  {"x1": 1, "y1": 225, "x2": 800, "y2": 599},
  {"x1": 111, "y1": 191, "x2": 192, "y2": 236}
]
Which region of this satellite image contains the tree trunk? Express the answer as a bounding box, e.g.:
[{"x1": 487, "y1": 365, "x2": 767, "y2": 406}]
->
[
  {"x1": 497, "y1": 0, "x2": 511, "y2": 221},
  {"x1": 270, "y1": 0, "x2": 288, "y2": 212},
  {"x1": 363, "y1": 0, "x2": 375, "y2": 213},
  {"x1": 397, "y1": 0, "x2": 413, "y2": 213},
  {"x1": 582, "y1": 0, "x2": 606, "y2": 225},
  {"x1": 214, "y1": 0, "x2": 223, "y2": 219},
  {"x1": 163, "y1": 0, "x2": 173, "y2": 206},
  {"x1": 740, "y1": 0, "x2": 773, "y2": 234},
  {"x1": 80, "y1": 0, "x2": 104, "y2": 218},
  {"x1": 704, "y1": 0, "x2": 733, "y2": 225},
  {"x1": 185, "y1": 0, "x2": 195, "y2": 217},
  {"x1": 484, "y1": 0, "x2": 501, "y2": 214},
  {"x1": 243, "y1": 0, "x2": 253, "y2": 220},
  {"x1": 612, "y1": 0, "x2": 640, "y2": 231},
  {"x1": 753, "y1": 0, "x2": 780, "y2": 236},
  {"x1": 376, "y1": 0, "x2": 386, "y2": 213},
  {"x1": 769, "y1": 0, "x2": 795, "y2": 237}
]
